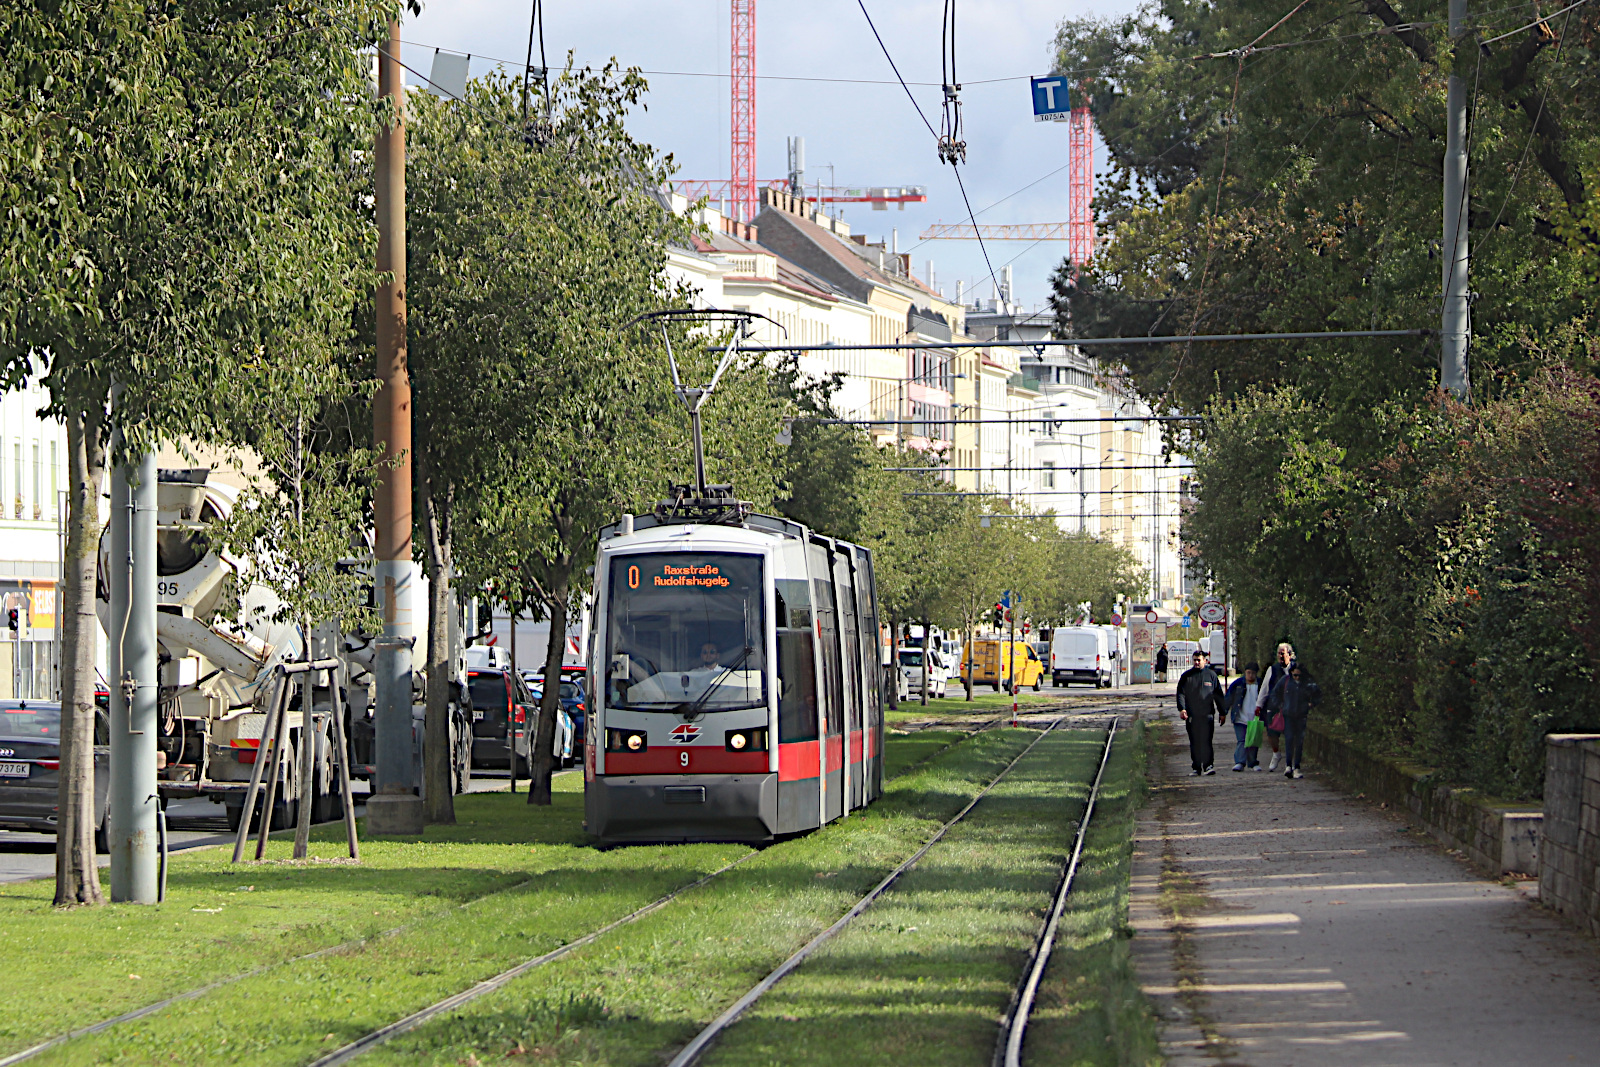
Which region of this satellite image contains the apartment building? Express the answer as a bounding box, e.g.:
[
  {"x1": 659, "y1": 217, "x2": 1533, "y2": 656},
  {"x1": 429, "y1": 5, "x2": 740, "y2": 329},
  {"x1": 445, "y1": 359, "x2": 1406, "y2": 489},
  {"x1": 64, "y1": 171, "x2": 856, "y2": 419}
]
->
[{"x1": 0, "y1": 379, "x2": 66, "y2": 698}]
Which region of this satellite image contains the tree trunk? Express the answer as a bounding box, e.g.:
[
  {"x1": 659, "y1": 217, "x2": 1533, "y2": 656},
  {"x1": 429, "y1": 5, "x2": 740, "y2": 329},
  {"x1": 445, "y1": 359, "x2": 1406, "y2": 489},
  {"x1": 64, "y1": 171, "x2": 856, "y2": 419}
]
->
[
  {"x1": 963, "y1": 613, "x2": 975, "y2": 700},
  {"x1": 55, "y1": 404, "x2": 105, "y2": 906},
  {"x1": 527, "y1": 558, "x2": 570, "y2": 806},
  {"x1": 920, "y1": 613, "x2": 930, "y2": 706},
  {"x1": 417, "y1": 464, "x2": 456, "y2": 824},
  {"x1": 885, "y1": 610, "x2": 899, "y2": 710}
]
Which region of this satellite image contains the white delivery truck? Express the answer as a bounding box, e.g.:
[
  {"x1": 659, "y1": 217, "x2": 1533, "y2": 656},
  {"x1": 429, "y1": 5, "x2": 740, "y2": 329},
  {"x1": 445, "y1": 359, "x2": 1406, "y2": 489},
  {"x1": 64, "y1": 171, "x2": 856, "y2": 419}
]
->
[{"x1": 1050, "y1": 626, "x2": 1113, "y2": 688}]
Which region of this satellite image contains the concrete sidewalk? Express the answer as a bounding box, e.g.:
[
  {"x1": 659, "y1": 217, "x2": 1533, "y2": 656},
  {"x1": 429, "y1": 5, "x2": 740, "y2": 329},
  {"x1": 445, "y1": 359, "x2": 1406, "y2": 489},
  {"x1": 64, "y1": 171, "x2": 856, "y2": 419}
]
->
[{"x1": 1131, "y1": 705, "x2": 1600, "y2": 1065}]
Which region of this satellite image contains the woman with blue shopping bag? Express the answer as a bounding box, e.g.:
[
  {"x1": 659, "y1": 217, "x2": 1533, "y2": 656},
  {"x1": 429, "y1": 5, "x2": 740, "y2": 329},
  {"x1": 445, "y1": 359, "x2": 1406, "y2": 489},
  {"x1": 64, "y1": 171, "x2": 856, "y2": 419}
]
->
[{"x1": 1224, "y1": 662, "x2": 1262, "y2": 770}]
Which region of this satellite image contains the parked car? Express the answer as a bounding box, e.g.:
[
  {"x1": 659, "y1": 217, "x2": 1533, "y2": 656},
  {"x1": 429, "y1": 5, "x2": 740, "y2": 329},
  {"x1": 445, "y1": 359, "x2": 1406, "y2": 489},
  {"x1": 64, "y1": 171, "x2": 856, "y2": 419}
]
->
[
  {"x1": 898, "y1": 646, "x2": 949, "y2": 699},
  {"x1": 522, "y1": 667, "x2": 585, "y2": 761},
  {"x1": 0, "y1": 700, "x2": 110, "y2": 851},
  {"x1": 1051, "y1": 626, "x2": 1114, "y2": 688}
]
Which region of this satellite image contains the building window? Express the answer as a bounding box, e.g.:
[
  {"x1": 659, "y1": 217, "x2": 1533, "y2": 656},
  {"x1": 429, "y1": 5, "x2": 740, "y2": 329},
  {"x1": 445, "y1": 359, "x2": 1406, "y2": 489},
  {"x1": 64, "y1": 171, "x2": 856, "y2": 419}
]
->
[
  {"x1": 50, "y1": 440, "x2": 58, "y2": 520},
  {"x1": 12, "y1": 440, "x2": 21, "y2": 519},
  {"x1": 1042, "y1": 461, "x2": 1055, "y2": 489}
]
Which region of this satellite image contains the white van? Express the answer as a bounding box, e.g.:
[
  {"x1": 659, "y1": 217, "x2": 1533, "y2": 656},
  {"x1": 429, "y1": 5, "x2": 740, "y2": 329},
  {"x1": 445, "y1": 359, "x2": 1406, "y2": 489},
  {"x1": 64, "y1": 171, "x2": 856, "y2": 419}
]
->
[
  {"x1": 1051, "y1": 627, "x2": 1112, "y2": 688},
  {"x1": 898, "y1": 645, "x2": 949, "y2": 699}
]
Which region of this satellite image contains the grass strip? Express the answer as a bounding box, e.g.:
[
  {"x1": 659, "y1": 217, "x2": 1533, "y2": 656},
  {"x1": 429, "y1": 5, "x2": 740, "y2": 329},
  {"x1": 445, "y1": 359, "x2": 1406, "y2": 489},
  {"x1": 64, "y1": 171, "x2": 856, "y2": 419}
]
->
[
  {"x1": 1018, "y1": 720, "x2": 1163, "y2": 1066},
  {"x1": 343, "y1": 729, "x2": 1044, "y2": 1067},
  {"x1": 698, "y1": 729, "x2": 1105, "y2": 1067},
  {"x1": 15, "y1": 729, "x2": 1017, "y2": 1066}
]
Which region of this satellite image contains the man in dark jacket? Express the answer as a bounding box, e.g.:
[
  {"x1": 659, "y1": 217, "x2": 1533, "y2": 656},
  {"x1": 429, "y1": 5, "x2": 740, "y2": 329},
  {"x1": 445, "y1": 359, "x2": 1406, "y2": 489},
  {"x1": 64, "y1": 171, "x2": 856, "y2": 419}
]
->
[
  {"x1": 1176, "y1": 650, "x2": 1226, "y2": 775},
  {"x1": 1267, "y1": 662, "x2": 1321, "y2": 779}
]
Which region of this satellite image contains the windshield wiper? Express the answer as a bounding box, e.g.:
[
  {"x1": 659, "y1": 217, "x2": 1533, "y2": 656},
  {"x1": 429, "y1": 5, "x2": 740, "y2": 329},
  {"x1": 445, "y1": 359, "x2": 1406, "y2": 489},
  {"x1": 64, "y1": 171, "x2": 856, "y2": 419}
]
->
[{"x1": 686, "y1": 644, "x2": 756, "y2": 719}]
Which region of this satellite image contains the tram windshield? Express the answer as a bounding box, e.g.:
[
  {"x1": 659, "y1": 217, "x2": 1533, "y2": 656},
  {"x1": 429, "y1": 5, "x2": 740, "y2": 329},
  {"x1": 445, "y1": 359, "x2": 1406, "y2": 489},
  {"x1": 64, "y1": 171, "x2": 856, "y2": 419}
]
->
[{"x1": 605, "y1": 552, "x2": 767, "y2": 712}]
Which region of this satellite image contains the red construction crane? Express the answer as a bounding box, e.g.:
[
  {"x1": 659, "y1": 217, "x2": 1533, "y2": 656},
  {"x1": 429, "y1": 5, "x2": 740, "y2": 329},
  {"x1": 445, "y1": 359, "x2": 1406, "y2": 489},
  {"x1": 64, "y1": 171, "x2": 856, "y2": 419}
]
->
[
  {"x1": 730, "y1": 0, "x2": 756, "y2": 222},
  {"x1": 917, "y1": 100, "x2": 1097, "y2": 268},
  {"x1": 1067, "y1": 102, "x2": 1095, "y2": 267}
]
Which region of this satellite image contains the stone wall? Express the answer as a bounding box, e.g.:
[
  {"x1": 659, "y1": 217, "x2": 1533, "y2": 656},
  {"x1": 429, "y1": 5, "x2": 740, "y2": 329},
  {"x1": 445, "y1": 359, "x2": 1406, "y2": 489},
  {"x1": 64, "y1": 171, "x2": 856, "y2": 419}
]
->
[
  {"x1": 1306, "y1": 723, "x2": 1542, "y2": 876},
  {"x1": 1540, "y1": 735, "x2": 1600, "y2": 937}
]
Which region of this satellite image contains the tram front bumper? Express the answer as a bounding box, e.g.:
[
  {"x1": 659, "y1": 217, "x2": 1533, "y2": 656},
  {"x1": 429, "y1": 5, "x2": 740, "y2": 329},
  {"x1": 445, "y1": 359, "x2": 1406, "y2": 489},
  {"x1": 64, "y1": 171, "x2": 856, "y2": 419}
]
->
[{"x1": 587, "y1": 772, "x2": 779, "y2": 844}]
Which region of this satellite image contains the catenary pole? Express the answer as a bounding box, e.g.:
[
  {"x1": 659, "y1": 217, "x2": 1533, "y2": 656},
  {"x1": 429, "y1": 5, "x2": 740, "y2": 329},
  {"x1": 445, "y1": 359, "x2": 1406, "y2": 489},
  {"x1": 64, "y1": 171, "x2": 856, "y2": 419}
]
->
[
  {"x1": 108, "y1": 446, "x2": 157, "y2": 902},
  {"x1": 369, "y1": 17, "x2": 424, "y2": 834},
  {"x1": 1441, "y1": 0, "x2": 1471, "y2": 400}
]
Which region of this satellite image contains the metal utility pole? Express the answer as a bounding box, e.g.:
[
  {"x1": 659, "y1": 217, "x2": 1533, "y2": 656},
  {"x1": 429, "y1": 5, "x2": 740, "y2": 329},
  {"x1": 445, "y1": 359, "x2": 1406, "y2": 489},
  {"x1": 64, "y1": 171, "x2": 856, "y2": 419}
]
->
[
  {"x1": 1441, "y1": 0, "x2": 1471, "y2": 400},
  {"x1": 369, "y1": 18, "x2": 424, "y2": 835},
  {"x1": 108, "y1": 449, "x2": 157, "y2": 902}
]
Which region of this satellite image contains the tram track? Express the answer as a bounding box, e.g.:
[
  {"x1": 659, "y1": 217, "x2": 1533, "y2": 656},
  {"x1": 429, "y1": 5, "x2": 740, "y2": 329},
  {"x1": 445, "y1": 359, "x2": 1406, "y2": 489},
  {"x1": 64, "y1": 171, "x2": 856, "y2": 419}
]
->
[
  {"x1": 11, "y1": 720, "x2": 1050, "y2": 1066},
  {"x1": 307, "y1": 721, "x2": 1066, "y2": 1067},
  {"x1": 994, "y1": 716, "x2": 1121, "y2": 1067},
  {"x1": 0, "y1": 870, "x2": 545, "y2": 1067},
  {"x1": 664, "y1": 716, "x2": 1073, "y2": 1067}
]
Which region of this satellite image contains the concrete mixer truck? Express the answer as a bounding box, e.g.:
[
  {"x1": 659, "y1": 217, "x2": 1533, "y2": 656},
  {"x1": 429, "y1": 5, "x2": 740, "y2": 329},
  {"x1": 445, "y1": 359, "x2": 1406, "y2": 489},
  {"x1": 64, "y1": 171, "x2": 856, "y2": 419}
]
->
[{"x1": 97, "y1": 467, "x2": 474, "y2": 830}]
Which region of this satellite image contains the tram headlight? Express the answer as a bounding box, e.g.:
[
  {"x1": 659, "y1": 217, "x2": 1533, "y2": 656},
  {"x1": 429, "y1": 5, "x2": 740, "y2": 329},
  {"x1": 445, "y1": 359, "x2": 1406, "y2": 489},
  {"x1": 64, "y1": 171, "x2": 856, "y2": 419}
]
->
[
  {"x1": 605, "y1": 728, "x2": 648, "y2": 753},
  {"x1": 724, "y1": 728, "x2": 768, "y2": 753}
]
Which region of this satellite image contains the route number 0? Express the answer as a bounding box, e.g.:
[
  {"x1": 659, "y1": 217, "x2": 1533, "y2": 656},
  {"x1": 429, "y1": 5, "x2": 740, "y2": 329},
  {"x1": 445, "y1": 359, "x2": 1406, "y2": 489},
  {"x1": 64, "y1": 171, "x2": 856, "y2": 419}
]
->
[
  {"x1": 680, "y1": 751, "x2": 689, "y2": 767},
  {"x1": 628, "y1": 565, "x2": 639, "y2": 589}
]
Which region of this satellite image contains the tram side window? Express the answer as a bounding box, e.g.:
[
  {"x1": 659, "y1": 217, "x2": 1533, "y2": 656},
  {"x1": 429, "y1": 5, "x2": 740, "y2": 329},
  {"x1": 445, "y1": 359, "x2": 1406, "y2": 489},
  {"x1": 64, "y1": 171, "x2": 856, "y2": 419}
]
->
[
  {"x1": 777, "y1": 630, "x2": 818, "y2": 741},
  {"x1": 812, "y1": 574, "x2": 844, "y2": 737},
  {"x1": 776, "y1": 576, "x2": 817, "y2": 742}
]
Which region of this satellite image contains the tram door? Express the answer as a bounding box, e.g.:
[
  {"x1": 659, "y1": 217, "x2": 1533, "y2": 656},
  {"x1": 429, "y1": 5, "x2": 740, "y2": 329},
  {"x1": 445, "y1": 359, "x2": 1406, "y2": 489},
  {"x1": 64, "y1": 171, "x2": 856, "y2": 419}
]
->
[
  {"x1": 833, "y1": 547, "x2": 864, "y2": 811},
  {"x1": 853, "y1": 547, "x2": 883, "y2": 799},
  {"x1": 809, "y1": 542, "x2": 845, "y2": 821}
]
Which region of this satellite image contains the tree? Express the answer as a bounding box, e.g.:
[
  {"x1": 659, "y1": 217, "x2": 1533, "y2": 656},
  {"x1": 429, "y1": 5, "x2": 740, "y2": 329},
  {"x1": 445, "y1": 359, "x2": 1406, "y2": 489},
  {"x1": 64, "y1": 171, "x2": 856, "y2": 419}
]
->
[
  {"x1": 0, "y1": 0, "x2": 391, "y2": 904},
  {"x1": 407, "y1": 66, "x2": 788, "y2": 808},
  {"x1": 1051, "y1": 0, "x2": 1599, "y2": 416}
]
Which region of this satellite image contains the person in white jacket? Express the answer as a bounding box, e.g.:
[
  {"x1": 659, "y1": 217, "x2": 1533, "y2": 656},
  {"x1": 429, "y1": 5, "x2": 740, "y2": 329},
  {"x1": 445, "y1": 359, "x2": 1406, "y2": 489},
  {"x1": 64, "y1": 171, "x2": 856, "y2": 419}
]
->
[{"x1": 1253, "y1": 642, "x2": 1295, "y2": 772}]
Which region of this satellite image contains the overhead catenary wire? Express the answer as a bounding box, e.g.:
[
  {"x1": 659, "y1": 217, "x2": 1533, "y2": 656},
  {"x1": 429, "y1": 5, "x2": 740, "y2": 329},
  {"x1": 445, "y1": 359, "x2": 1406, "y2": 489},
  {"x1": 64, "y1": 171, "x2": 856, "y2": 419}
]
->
[{"x1": 739, "y1": 328, "x2": 1428, "y2": 353}]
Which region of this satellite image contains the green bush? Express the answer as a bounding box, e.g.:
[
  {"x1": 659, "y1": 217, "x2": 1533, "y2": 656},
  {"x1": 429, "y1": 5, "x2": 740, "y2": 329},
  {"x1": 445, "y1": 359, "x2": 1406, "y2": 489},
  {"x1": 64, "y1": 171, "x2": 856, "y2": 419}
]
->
[{"x1": 1189, "y1": 358, "x2": 1600, "y2": 800}]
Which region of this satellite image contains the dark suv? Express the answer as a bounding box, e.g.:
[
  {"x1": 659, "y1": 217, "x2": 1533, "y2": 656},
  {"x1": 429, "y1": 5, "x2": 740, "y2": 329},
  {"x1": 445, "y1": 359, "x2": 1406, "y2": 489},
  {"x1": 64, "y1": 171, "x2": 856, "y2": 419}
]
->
[{"x1": 468, "y1": 668, "x2": 536, "y2": 773}]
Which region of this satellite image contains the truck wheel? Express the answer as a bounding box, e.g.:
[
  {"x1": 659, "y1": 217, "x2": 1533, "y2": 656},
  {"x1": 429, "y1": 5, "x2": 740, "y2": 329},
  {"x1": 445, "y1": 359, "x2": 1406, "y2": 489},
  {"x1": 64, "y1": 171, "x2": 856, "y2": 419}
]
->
[
  {"x1": 270, "y1": 798, "x2": 296, "y2": 832},
  {"x1": 1033, "y1": 679, "x2": 1042, "y2": 692},
  {"x1": 95, "y1": 815, "x2": 109, "y2": 854},
  {"x1": 513, "y1": 753, "x2": 530, "y2": 778}
]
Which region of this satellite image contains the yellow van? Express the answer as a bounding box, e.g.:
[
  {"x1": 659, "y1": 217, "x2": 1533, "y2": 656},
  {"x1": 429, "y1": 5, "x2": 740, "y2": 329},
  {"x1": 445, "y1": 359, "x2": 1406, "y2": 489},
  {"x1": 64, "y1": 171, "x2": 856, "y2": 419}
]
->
[{"x1": 961, "y1": 638, "x2": 1046, "y2": 693}]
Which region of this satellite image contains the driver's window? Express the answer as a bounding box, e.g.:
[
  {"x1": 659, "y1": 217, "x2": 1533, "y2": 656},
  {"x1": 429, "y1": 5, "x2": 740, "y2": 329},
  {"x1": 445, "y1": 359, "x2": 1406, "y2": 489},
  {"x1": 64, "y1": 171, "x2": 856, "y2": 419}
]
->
[{"x1": 94, "y1": 709, "x2": 110, "y2": 745}]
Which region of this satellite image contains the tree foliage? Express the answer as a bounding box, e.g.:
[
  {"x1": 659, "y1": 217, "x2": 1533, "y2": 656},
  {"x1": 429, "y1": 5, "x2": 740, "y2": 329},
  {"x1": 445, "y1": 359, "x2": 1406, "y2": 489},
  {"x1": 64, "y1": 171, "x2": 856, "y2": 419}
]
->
[
  {"x1": 1055, "y1": 0, "x2": 1600, "y2": 797},
  {"x1": 2, "y1": 0, "x2": 392, "y2": 903}
]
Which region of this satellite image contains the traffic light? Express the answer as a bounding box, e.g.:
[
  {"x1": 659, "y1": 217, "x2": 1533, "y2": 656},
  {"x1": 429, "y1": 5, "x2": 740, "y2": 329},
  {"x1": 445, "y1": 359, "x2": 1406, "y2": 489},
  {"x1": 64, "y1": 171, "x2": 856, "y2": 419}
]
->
[{"x1": 5, "y1": 607, "x2": 17, "y2": 633}]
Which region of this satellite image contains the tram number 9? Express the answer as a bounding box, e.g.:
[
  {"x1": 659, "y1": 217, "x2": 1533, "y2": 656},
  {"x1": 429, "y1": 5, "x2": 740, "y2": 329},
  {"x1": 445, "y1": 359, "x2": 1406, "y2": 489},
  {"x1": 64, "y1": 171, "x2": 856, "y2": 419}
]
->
[
  {"x1": 628, "y1": 565, "x2": 639, "y2": 589},
  {"x1": 680, "y1": 751, "x2": 689, "y2": 767}
]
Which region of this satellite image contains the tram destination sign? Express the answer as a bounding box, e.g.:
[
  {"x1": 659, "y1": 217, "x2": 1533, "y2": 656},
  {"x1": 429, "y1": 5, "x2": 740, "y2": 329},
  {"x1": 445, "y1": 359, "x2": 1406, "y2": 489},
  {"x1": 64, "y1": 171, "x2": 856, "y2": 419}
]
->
[{"x1": 626, "y1": 561, "x2": 733, "y2": 590}]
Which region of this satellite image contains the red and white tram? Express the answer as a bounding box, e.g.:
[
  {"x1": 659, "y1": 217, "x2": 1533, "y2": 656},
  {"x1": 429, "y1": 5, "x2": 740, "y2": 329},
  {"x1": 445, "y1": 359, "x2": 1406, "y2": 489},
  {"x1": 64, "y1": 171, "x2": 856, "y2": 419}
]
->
[{"x1": 584, "y1": 511, "x2": 885, "y2": 844}]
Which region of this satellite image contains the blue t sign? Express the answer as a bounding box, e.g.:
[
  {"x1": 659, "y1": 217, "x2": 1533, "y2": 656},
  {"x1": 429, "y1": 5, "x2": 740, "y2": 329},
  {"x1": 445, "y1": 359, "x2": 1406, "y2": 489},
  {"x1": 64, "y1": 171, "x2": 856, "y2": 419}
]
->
[{"x1": 1031, "y1": 76, "x2": 1070, "y2": 122}]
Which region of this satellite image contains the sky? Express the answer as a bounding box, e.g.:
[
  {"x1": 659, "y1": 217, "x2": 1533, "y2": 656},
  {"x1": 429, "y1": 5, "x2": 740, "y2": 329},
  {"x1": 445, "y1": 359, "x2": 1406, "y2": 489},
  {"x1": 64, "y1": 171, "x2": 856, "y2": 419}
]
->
[{"x1": 398, "y1": 0, "x2": 1136, "y2": 312}]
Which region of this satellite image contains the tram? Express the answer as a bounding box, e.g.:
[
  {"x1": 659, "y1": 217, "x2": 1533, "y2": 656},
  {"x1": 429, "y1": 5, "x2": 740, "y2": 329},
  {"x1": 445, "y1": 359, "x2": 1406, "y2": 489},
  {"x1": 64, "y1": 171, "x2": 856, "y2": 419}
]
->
[
  {"x1": 584, "y1": 508, "x2": 884, "y2": 844},
  {"x1": 584, "y1": 310, "x2": 885, "y2": 844}
]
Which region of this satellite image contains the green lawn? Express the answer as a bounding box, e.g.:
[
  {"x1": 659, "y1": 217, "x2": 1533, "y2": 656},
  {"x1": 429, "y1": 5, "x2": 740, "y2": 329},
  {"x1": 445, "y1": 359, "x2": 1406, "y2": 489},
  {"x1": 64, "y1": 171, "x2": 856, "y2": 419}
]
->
[
  {"x1": 4, "y1": 722, "x2": 1158, "y2": 1067},
  {"x1": 700, "y1": 729, "x2": 1106, "y2": 1067},
  {"x1": 1022, "y1": 721, "x2": 1162, "y2": 1066},
  {"x1": 355, "y1": 729, "x2": 1043, "y2": 1067}
]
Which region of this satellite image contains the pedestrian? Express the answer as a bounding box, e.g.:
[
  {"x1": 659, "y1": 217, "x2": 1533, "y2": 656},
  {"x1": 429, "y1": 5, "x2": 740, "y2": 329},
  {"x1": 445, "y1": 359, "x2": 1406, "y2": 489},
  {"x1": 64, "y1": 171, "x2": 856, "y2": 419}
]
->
[
  {"x1": 1253, "y1": 642, "x2": 1294, "y2": 772},
  {"x1": 1224, "y1": 661, "x2": 1262, "y2": 771},
  {"x1": 1266, "y1": 660, "x2": 1320, "y2": 779},
  {"x1": 1176, "y1": 649, "x2": 1225, "y2": 775},
  {"x1": 1154, "y1": 643, "x2": 1169, "y2": 683}
]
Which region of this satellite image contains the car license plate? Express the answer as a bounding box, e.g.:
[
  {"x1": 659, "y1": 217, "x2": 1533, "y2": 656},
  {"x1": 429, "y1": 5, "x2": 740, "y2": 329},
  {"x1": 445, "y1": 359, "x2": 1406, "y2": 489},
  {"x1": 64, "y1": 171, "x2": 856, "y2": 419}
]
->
[
  {"x1": 0, "y1": 762, "x2": 29, "y2": 778},
  {"x1": 472, "y1": 710, "x2": 484, "y2": 721}
]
